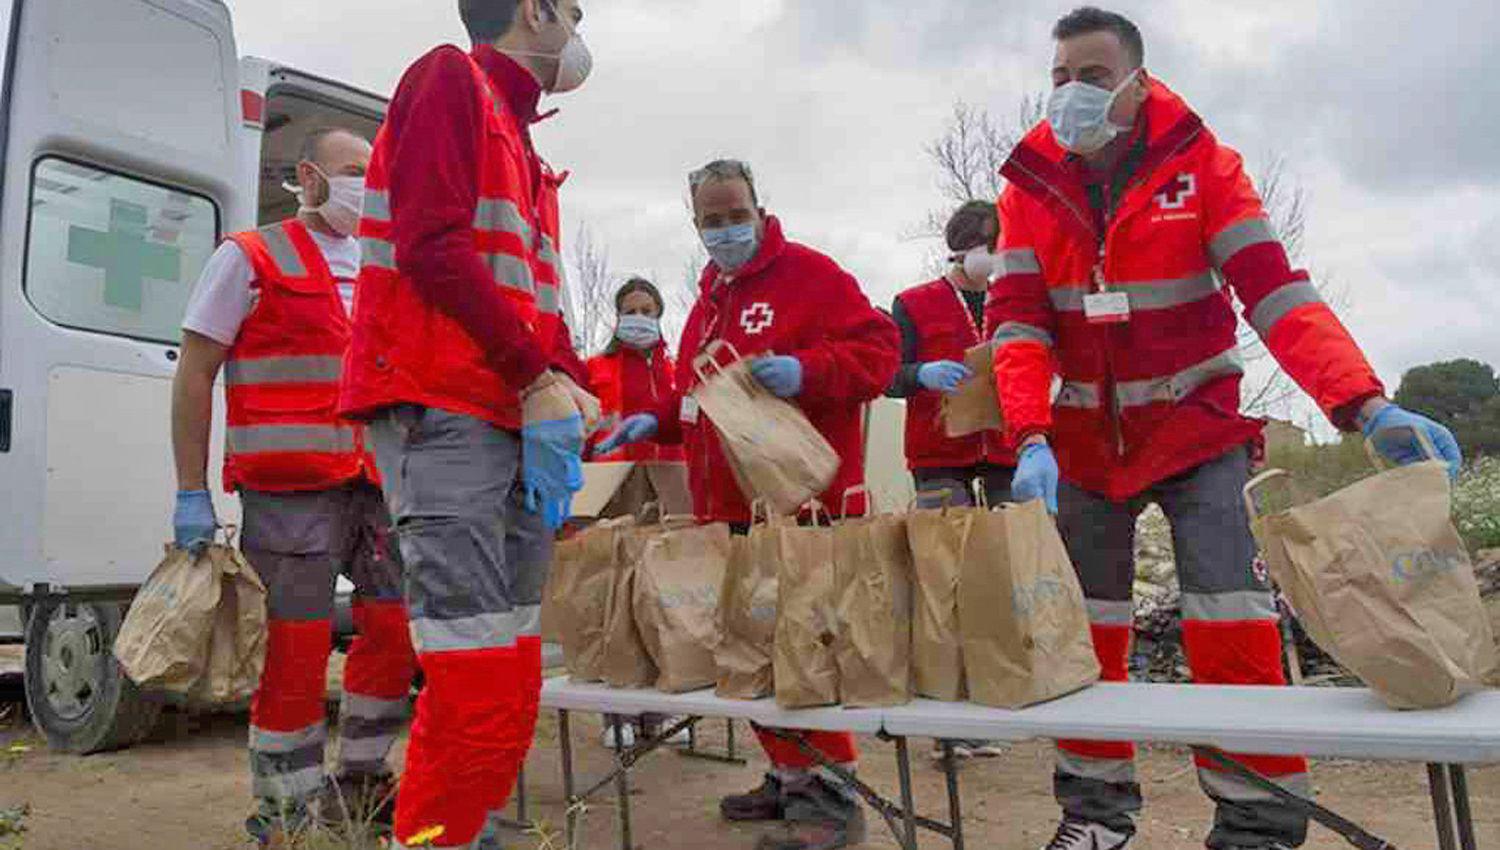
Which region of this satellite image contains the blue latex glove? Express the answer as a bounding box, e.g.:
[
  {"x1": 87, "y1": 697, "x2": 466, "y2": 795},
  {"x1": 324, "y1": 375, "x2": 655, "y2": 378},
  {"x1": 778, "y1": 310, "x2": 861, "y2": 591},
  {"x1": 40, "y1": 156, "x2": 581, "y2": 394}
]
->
[
  {"x1": 1012, "y1": 442, "x2": 1060, "y2": 514},
  {"x1": 1363, "y1": 403, "x2": 1463, "y2": 481},
  {"x1": 173, "y1": 490, "x2": 217, "y2": 552},
  {"x1": 596, "y1": 413, "x2": 659, "y2": 457},
  {"x1": 523, "y1": 415, "x2": 586, "y2": 531},
  {"x1": 749, "y1": 355, "x2": 804, "y2": 399},
  {"x1": 917, "y1": 360, "x2": 974, "y2": 395}
]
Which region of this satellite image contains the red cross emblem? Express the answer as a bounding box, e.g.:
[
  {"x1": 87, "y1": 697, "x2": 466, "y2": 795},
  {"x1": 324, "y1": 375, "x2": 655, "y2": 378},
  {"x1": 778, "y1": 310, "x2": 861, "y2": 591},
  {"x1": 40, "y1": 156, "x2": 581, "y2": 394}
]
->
[
  {"x1": 1154, "y1": 172, "x2": 1198, "y2": 211},
  {"x1": 740, "y1": 302, "x2": 775, "y2": 335}
]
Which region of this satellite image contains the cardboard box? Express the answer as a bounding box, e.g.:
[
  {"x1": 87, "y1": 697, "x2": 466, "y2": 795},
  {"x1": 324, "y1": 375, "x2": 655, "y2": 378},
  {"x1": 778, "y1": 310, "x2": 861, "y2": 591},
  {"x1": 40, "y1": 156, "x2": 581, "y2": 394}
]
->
[{"x1": 574, "y1": 461, "x2": 693, "y2": 521}]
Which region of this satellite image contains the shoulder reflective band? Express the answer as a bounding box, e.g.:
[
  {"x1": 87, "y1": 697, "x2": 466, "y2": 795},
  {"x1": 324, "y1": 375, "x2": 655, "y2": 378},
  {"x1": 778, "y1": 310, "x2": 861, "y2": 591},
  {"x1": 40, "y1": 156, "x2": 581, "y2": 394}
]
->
[
  {"x1": 992, "y1": 321, "x2": 1054, "y2": 349},
  {"x1": 1209, "y1": 216, "x2": 1278, "y2": 269},
  {"x1": 260, "y1": 224, "x2": 308, "y2": 277}
]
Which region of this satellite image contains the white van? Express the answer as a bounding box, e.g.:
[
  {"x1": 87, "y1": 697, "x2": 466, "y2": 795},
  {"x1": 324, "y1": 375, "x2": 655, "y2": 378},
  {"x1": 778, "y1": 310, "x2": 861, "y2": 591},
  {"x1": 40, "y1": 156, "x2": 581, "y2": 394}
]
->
[{"x1": 0, "y1": 0, "x2": 387, "y2": 753}]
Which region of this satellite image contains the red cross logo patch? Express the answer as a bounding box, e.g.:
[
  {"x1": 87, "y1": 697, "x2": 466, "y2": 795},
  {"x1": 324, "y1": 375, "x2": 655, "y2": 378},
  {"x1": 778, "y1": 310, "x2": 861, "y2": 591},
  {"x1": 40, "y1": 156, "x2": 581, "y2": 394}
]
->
[
  {"x1": 740, "y1": 302, "x2": 775, "y2": 335},
  {"x1": 1154, "y1": 172, "x2": 1198, "y2": 211}
]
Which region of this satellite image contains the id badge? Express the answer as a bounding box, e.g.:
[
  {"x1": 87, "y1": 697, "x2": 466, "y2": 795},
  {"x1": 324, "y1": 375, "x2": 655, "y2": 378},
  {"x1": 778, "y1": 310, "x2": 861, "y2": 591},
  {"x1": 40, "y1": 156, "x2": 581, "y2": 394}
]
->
[
  {"x1": 1083, "y1": 291, "x2": 1131, "y2": 325},
  {"x1": 681, "y1": 395, "x2": 701, "y2": 425}
]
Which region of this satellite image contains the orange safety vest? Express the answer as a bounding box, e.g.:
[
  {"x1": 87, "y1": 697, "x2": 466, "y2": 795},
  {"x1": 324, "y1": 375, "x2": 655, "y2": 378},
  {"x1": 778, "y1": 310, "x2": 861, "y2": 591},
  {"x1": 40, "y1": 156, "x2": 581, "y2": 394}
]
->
[
  {"x1": 342, "y1": 49, "x2": 565, "y2": 430},
  {"x1": 222, "y1": 219, "x2": 373, "y2": 493}
]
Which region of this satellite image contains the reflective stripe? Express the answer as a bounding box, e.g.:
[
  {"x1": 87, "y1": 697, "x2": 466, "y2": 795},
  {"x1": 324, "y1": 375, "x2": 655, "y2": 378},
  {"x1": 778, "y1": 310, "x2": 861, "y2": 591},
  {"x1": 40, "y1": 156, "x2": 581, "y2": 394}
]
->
[
  {"x1": 1209, "y1": 216, "x2": 1277, "y2": 268},
  {"x1": 341, "y1": 693, "x2": 409, "y2": 721},
  {"x1": 998, "y1": 248, "x2": 1041, "y2": 276},
  {"x1": 363, "y1": 189, "x2": 391, "y2": 223},
  {"x1": 1181, "y1": 590, "x2": 1278, "y2": 623},
  {"x1": 474, "y1": 197, "x2": 531, "y2": 241},
  {"x1": 1249, "y1": 281, "x2": 1323, "y2": 337},
  {"x1": 992, "y1": 321, "x2": 1054, "y2": 349},
  {"x1": 337, "y1": 734, "x2": 398, "y2": 765},
  {"x1": 411, "y1": 605, "x2": 539, "y2": 653},
  {"x1": 249, "y1": 722, "x2": 327, "y2": 754},
  {"x1": 1048, "y1": 285, "x2": 1089, "y2": 312},
  {"x1": 486, "y1": 252, "x2": 536, "y2": 294},
  {"x1": 228, "y1": 424, "x2": 358, "y2": 454},
  {"x1": 1199, "y1": 767, "x2": 1311, "y2": 804},
  {"x1": 1086, "y1": 599, "x2": 1134, "y2": 627},
  {"x1": 225, "y1": 355, "x2": 343, "y2": 386},
  {"x1": 361, "y1": 236, "x2": 396, "y2": 272},
  {"x1": 1055, "y1": 382, "x2": 1103, "y2": 410},
  {"x1": 252, "y1": 765, "x2": 325, "y2": 801},
  {"x1": 261, "y1": 223, "x2": 307, "y2": 277},
  {"x1": 536, "y1": 284, "x2": 561, "y2": 315},
  {"x1": 539, "y1": 235, "x2": 560, "y2": 267},
  {"x1": 1115, "y1": 272, "x2": 1219, "y2": 311},
  {"x1": 1056, "y1": 750, "x2": 1136, "y2": 784},
  {"x1": 1114, "y1": 349, "x2": 1244, "y2": 408}
]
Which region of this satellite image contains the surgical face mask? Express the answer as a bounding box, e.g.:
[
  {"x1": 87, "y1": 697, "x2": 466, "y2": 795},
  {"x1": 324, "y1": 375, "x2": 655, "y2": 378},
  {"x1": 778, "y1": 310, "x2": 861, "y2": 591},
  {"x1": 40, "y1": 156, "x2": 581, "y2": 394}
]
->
[
  {"x1": 285, "y1": 164, "x2": 365, "y2": 237},
  {"x1": 1046, "y1": 69, "x2": 1139, "y2": 155},
  {"x1": 961, "y1": 247, "x2": 998, "y2": 283},
  {"x1": 507, "y1": 1, "x2": 594, "y2": 94},
  {"x1": 615, "y1": 314, "x2": 662, "y2": 349},
  {"x1": 701, "y1": 222, "x2": 759, "y2": 272}
]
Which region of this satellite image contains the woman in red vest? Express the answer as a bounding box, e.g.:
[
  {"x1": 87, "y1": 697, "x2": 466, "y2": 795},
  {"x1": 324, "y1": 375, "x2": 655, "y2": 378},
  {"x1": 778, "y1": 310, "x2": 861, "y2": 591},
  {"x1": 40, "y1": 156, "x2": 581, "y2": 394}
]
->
[{"x1": 587, "y1": 278, "x2": 685, "y2": 462}]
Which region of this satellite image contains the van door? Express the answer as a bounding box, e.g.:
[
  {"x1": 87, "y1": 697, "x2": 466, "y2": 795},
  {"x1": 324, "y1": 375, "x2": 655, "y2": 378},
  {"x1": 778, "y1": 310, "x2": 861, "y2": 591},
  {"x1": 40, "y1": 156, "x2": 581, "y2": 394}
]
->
[{"x1": 0, "y1": 0, "x2": 248, "y2": 592}]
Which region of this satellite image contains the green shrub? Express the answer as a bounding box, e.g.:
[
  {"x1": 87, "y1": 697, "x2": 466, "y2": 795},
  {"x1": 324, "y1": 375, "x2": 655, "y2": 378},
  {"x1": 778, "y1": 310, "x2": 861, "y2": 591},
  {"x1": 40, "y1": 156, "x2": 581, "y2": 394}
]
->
[{"x1": 1453, "y1": 456, "x2": 1500, "y2": 552}]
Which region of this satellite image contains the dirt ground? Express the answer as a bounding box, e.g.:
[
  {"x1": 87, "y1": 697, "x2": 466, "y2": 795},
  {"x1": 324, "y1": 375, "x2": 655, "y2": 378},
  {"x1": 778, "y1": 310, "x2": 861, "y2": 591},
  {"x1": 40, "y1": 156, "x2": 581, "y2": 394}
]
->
[{"x1": 0, "y1": 657, "x2": 1494, "y2": 850}]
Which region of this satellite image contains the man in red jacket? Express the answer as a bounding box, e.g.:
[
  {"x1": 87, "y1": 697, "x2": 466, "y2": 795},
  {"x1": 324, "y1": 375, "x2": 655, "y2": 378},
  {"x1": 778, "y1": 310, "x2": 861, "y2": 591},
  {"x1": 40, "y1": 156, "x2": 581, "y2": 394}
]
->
[
  {"x1": 987, "y1": 9, "x2": 1461, "y2": 850},
  {"x1": 599, "y1": 159, "x2": 900, "y2": 850},
  {"x1": 338, "y1": 1, "x2": 596, "y2": 847}
]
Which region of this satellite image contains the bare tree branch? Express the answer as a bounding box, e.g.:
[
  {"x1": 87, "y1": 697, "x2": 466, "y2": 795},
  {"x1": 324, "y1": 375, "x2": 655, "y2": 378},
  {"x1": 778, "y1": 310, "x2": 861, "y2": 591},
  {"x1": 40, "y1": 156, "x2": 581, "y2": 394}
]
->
[{"x1": 566, "y1": 222, "x2": 616, "y2": 357}]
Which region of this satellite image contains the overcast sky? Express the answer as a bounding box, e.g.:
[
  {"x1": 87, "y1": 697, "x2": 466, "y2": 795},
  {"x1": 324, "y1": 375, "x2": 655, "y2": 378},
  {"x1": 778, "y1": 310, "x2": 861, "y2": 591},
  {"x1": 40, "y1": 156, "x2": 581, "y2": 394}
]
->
[{"x1": 227, "y1": 0, "x2": 1499, "y2": 424}]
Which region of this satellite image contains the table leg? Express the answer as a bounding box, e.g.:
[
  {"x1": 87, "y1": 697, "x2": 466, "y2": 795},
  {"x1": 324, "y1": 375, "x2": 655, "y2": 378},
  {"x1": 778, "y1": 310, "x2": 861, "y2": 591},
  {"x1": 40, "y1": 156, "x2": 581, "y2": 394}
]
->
[
  {"x1": 895, "y1": 736, "x2": 919, "y2": 850},
  {"x1": 941, "y1": 741, "x2": 965, "y2": 850},
  {"x1": 560, "y1": 710, "x2": 577, "y2": 847},
  {"x1": 1449, "y1": 765, "x2": 1477, "y2": 850},
  {"x1": 1429, "y1": 763, "x2": 1459, "y2": 850},
  {"x1": 613, "y1": 716, "x2": 633, "y2": 850},
  {"x1": 514, "y1": 765, "x2": 527, "y2": 826},
  {"x1": 727, "y1": 718, "x2": 738, "y2": 761}
]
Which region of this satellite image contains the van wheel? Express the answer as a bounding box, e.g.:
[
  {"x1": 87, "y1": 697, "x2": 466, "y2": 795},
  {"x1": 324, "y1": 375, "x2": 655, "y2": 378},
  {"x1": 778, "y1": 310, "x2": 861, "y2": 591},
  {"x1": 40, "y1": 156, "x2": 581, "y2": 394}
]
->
[{"x1": 23, "y1": 598, "x2": 161, "y2": 753}]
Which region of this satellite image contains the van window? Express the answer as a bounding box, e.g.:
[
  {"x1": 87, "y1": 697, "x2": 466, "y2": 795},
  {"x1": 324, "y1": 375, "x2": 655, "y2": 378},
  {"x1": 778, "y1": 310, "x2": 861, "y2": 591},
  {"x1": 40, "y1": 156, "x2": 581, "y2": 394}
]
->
[{"x1": 25, "y1": 157, "x2": 219, "y2": 344}]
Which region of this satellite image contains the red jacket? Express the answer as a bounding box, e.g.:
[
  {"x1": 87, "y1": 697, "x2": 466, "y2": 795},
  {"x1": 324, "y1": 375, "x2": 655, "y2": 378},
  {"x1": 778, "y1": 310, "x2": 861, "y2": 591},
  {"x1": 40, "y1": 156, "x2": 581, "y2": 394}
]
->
[
  {"x1": 894, "y1": 276, "x2": 1012, "y2": 470},
  {"x1": 655, "y1": 217, "x2": 900, "y2": 523},
  {"x1": 587, "y1": 345, "x2": 685, "y2": 462},
  {"x1": 987, "y1": 80, "x2": 1383, "y2": 500}
]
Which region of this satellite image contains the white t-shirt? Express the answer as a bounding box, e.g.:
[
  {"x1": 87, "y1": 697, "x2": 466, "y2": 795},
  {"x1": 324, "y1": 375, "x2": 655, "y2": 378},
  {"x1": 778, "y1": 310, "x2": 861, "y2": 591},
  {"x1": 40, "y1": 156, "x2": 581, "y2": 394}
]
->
[{"x1": 181, "y1": 229, "x2": 360, "y2": 346}]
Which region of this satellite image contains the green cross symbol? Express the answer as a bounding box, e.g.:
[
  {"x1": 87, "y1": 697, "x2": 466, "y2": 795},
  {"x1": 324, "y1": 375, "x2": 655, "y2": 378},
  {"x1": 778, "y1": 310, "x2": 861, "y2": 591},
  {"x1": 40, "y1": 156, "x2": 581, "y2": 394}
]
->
[{"x1": 66, "y1": 199, "x2": 181, "y2": 311}]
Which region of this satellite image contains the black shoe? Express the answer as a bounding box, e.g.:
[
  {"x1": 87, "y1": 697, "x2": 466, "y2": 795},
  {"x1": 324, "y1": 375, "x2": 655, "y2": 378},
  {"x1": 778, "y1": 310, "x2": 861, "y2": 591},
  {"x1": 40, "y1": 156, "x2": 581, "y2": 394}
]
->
[{"x1": 721, "y1": 774, "x2": 785, "y2": 822}]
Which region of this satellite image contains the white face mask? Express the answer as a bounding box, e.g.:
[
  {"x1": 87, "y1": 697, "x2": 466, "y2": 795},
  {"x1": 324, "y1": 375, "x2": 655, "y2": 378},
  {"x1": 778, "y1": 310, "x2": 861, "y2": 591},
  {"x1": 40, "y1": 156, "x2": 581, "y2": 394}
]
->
[
  {"x1": 506, "y1": 2, "x2": 594, "y2": 94},
  {"x1": 1047, "y1": 69, "x2": 1140, "y2": 155},
  {"x1": 285, "y1": 164, "x2": 365, "y2": 237},
  {"x1": 615, "y1": 314, "x2": 661, "y2": 349},
  {"x1": 961, "y1": 247, "x2": 998, "y2": 283}
]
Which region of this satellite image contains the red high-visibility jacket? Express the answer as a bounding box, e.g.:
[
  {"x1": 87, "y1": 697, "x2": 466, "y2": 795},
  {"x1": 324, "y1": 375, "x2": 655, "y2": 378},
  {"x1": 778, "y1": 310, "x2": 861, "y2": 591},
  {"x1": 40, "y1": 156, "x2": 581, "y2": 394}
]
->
[
  {"x1": 987, "y1": 80, "x2": 1383, "y2": 500},
  {"x1": 654, "y1": 216, "x2": 900, "y2": 523},
  {"x1": 222, "y1": 219, "x2": 374, "y2": 493},
  {"x1": 894, "y1": 276, "x2": 1012, "y2": 471},
  {"x1": 586, "y1": 345, "x2": 685, "y2": 462}
]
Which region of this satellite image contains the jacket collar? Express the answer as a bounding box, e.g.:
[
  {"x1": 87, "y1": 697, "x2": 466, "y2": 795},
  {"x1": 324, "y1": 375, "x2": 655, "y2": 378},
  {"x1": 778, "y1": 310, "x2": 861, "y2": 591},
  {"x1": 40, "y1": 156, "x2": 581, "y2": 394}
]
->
[
  {"x1": 701, "y1": 214, "x2": 789, "y2": 293},
  {"x1": 471, "y1": 44, "x2": 542, "y2": 126}
]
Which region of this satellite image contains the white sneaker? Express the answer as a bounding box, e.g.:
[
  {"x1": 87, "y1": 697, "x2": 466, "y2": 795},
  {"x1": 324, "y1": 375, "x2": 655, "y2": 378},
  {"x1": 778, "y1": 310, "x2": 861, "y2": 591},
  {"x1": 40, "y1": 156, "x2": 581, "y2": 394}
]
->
[
  {"x1": 601, "y1": 723, "x2": 637, "y2": 749},
  {"x1": 657, "y1": 717, "x2": 692, "y2": 747},
  {"x1": 1041, "y1": 820, "x2": 1132, "y2": 850}
]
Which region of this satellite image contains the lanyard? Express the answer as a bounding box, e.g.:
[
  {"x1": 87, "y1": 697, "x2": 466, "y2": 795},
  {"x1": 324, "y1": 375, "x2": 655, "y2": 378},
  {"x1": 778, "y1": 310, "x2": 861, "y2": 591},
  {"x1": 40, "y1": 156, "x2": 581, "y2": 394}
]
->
[{"x1": 946, "y1": 273, "x2": 982, "y2": 344}]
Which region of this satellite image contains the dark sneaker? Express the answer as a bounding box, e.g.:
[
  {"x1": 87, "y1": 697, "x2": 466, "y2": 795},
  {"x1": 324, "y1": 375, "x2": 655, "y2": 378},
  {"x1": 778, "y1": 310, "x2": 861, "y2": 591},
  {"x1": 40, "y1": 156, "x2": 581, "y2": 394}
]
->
[
  {"x1": 755, "y1": 810, "x2": 867, "y2": 850},
  {"x1": 721, "y1": 773, "x2": 785, "y2": 822},
  {"x1": 1041, "y1": 819, "x2": 1133, "y2": 850}
]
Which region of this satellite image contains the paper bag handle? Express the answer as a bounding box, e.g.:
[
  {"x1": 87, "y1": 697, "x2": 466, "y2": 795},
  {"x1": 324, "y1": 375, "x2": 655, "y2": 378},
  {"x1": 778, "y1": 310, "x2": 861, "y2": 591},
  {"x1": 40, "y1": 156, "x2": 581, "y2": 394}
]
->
[
  {"x1": 839, "y1": 486, "x2": 869, "y2": 520},
  {"x1": 692, "y1": 339, "x2": 744, "y2": 384},
  {"x1": 1363, "y1": 422, "x2": 1441, "y2": 471}
]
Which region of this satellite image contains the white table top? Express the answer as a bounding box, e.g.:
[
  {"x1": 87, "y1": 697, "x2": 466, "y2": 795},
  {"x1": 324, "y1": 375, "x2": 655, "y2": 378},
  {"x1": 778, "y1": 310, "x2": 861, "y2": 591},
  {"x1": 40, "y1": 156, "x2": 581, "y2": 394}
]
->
[{"x1": 542, "y1": 678, "x2": 1500, "y2": 765}]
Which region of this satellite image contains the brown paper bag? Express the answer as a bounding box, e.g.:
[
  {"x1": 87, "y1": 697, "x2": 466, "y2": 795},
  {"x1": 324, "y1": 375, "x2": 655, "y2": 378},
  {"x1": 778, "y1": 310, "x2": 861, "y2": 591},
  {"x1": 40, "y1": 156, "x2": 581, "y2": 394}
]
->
[
  {"x1": 905, "y1": 499, "x2": 977, "y2": 700},
  {"x1": 634, "y1": 522, "x2": 731, "y2": 692},
  {"x1": 116, "y1": 541, "x2": 267, "y2": 701},
  {"x1": 599, "y1": 525, "x2": 660, "y2": 688},
  {"x1": 832, "y1": 493, "x2": 913, "y2": 707},
  {"x1": 942, "y1": 343, "x2": 1003, "y2": 438},
  {"x1": 960, "y1": 500, "x2": 1100, "y2": 709},
  {"x1": 1249, "y1": 461, "x2": 1500, "y2": 709},
  {"x1": 693, "y1": 343, "x2": 840, "y2": 516},
  {"x1": 773, "y1": 507, "x2": 841, "y2": 709},
  {"x1": 715, "y1": 513, "x2": 779, "y2": 699},
  {"x1": 542, "y1": 517, "x2": 635, "y2": 681}
]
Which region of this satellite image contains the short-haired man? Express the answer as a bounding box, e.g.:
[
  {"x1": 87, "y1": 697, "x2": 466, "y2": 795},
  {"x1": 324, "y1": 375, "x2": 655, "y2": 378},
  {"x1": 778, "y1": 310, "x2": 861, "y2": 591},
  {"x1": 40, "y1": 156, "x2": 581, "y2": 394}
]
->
[
  {"x1": 987, "y1": 8, "x2": 1461, "y2": 849},
  {"x1": 600, "y1": 159, "x2": 900, "y2": 850},
  {"x1": 172, "y1": 127, "x2": 416, "y2": 847},
  {"x1": 338, "y1": 1, "x2": 597, "y2": 847}
]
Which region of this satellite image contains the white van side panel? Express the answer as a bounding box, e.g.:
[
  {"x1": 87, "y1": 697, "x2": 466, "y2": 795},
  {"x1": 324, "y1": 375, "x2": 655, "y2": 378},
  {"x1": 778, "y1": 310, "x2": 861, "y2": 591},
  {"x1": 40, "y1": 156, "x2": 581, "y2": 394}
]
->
[{"x1": 0, "y1": 0, "x2": 244, "y2": 590}]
